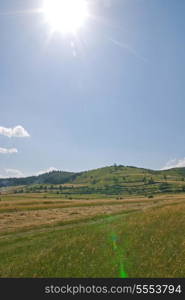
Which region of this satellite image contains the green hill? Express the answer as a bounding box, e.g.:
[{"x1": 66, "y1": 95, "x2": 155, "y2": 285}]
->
[{"x1": 1, "y1": 165, "x2": 185, "y2": 197}]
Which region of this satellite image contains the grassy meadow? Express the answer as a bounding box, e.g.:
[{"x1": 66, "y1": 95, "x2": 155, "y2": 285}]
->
[{"x1": 0, "y1": 188, "x2": 184, "y2": 277}]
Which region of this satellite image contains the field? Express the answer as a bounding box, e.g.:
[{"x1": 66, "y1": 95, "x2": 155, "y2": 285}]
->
[{"x1": 0, "y1": 191, "x2": 184, "y2": 278}]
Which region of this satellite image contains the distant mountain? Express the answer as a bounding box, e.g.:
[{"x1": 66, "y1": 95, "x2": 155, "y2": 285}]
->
[
  {"x1": 1, "y1": 165, "x2": 185, "y2": 188},
  {"x1": 0, "y1": 171, "x2": 79, "y2": 187}
]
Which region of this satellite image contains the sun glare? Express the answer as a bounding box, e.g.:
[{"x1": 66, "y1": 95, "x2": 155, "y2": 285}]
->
[{"x1": 42, "y1": 0, "x2": 89, "y2": 34}]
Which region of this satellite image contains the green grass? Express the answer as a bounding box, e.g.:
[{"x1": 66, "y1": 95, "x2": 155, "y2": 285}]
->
[{"x1": 0, "y1": 202, "x2": 184, "y2": 278}]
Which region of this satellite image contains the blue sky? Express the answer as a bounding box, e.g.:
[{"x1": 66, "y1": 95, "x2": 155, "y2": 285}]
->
[{"x1": 0, "y1": 0, "x2": 185, "y2": 177}]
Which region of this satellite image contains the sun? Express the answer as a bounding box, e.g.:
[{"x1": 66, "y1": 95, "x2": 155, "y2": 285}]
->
[{"x1": 42, "y1": 0, "x2": 89, "y2": 34}]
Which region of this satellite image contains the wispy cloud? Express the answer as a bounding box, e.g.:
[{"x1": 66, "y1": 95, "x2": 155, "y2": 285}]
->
[
  {"x1": 161, "y1": 158, "x2": 185, "y2": 170},
  {"x1": 0, "y1": 125, "x2": 30, "y2": 138},
  {"x1": 0, "y1": 147, "x2": 18, "y2": 154},
  {"x1": 36, "y1": 167, "x2": 58, "y2": 176}
]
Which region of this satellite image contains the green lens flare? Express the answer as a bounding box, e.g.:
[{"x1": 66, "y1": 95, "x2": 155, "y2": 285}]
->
[
  {"x1": 111, "y1": 232, "x2": 128, "y2": 278},
  {"x1": 120, "y1": 263, "x2": 127, "y2": 278}
]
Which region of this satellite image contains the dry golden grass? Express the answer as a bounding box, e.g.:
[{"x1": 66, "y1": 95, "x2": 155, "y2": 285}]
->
[
  {"x1": 0, "y1": 204, "x2": 143, "y2": 233},
  {"x1": 0, "y1": 193, "x2": 184, "y2": 234}
]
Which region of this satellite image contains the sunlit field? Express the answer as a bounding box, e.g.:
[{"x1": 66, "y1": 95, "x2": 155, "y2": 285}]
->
[{"x1": 0, "y1": 191, "x2": 184, "y2": 278}]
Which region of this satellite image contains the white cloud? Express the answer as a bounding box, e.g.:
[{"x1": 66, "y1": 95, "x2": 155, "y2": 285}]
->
[
  {"x1": 161, "y1": 158, "x2": 185, "y2": 170},
  {"x1": 0, "y1": 168, "x2": 24, "y2": 178},
  {"x1": 0, "y1": 125, "x2": 30, "y2": 138},
  {"x1": 0, "y1": 147, "x2": 18, "y2": 154},
  {"x1": 5, "y1": 169, "x2": 24, "y2": 178},
  {"x1": 36, "y1": 167, "x2": 58, "y2": 176},
  {"x1": 0, "y1": 167, "x2": 59, "y2": 179}
]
